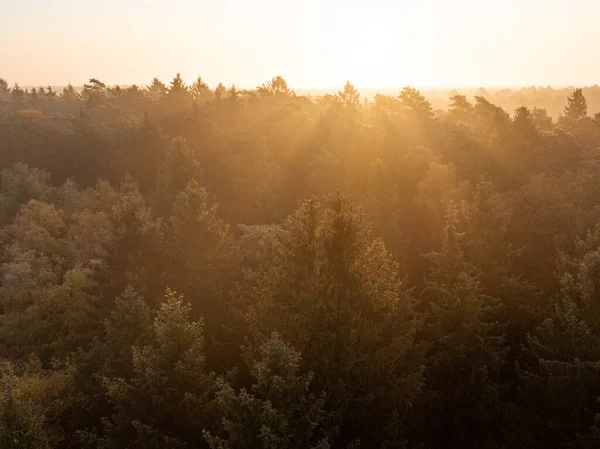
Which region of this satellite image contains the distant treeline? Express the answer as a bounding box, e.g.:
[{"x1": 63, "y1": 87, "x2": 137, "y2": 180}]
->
[{"x1": 10, "y1": 80, "x2": 600, "y2": 117}]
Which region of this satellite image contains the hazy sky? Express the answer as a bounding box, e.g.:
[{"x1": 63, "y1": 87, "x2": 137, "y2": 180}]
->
[{"x1": 2, "y1": 0, "x2": 600, "y2": 89}]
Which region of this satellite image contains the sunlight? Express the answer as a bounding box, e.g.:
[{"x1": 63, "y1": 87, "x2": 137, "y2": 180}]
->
[{"x1": 336, "y1": 21, "x2": 406, "y2": 88}]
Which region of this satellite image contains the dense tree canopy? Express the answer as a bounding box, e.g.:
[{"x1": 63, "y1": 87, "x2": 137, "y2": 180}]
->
[{"x1": 0, "y1": 75, "x2": 599, "y2": 448}]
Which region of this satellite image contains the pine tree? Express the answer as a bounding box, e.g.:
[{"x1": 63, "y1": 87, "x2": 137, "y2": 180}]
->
[
  {"x1": 561, "y1": 88, "x2": 588, "y2": 124},
  {"x1": 204, "y1": 333, "x2": 330, "y2": 449},
  {"x1": 166, "y1": 179, "x2": 235, "y2": 344},
  {"x1": 107, "y1": 178, "x2": 164, "y2": 296},
  {"x1": 246, "y1": 192, "x2": 422, "y2": 448},
  {"x1": 82, "y1": 78, "x2": 106, "y2": 108},
  {"x1": 10, "y1": 83, "x2": 24, "y2": 105},
  {"x1": 519, "y1": 298, "x2": 600, "y2": 449},
  {"x1": 100, "y1": 288, "x2": 215, "y2": 449},
  {"x1": 399, "y1": 86, "x2": 433, "y2": 121},
  {"x1": 147, "y1": 77, "x2": 167, "y2": 100},
  {"x1": 101, "y1": 287, "x2": 153, "y2": 378},
  {"x1": 336, "y1": 81, "x2": 360, "y2": 108},
  {"x1": 190, "y1": 76, "x2": 211, "y2": 102},
  {"x1": 214, "y1": 83, "x2": 226, "y2": 102},
  {"x1": 513, "y1": 106, "x2": 537, "y2": 139},
  {"x1": 155, "y1": 136, "x2": 203, "y2": 215},
  {"x1": 60, "y1": 84, "x2": 78, "y2": 101},
  {"x1": 168, "y1": 73, "x2": 188, "y2": 96},
  {"x1": 412, "y1": 203, "x2": 508, "y2": 449}
]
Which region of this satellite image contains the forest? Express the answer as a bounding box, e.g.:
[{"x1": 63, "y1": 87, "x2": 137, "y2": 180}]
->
[{"x1": 1, "y1": 74, "x2": 600, "y2": 449}]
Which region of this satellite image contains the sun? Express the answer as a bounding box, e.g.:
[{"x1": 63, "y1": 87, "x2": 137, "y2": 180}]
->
[{"x1": 325, "y1": 17, "x2": 409, "y2": 89}]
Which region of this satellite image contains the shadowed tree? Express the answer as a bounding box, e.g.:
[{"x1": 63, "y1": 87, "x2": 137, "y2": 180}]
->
[
  {"x1": 399, "y1": 86, "x2": 433, "y2": 121},
  {"x1": 98, "y1": 288, "x2": 215, "y2": 449},
  {"x1": 0, "y1": 78, "x2": 9, "y2": 100},
  {"x1": 204, "y1": 332, "x2": 330, "y2": 449},
  {"x1": 168, "y1": 73, "x2": 188, "y2": 96},
  {"x1": 214, "y1": 83, "x2": 226, "y2": 102},
  {"x1": 246, "y1": 193, "x2": 422, "y2": 448},
  {"x1": 336, "y1": 81, "x2": 360, "y2": 109},
  {"x1": 0, "y1": 365, "x2": 49, "y2": 449},
  {"x1": 60, "y1": 84, "x2": 78, "y2": 102},
  {"x1": 258, "y1": 76, "x2": 294, "y2": 98},
  {"x1": 147, "y1": 77, "x2": 167, "y2": 100},
  {"x1": 190, "y1": 76, "x2": 212, "y2": 102},
  {"x1": 560, "y1": 88, "x2": 587, "y2": 125}
]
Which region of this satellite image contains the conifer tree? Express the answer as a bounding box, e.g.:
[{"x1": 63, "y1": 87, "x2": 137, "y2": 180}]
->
[
  {"x1": 561, "y1": 88, "x2": 588, "y2": 124},
  {"x1": 246, "y1": 192, "x2": 422, "y2": 448},
  {"x1": 204, "y1": 333, "x2": 330, "y2": 449},
  {"x1": 100, "y1": 288, "x2": 215, "y2": 449}
]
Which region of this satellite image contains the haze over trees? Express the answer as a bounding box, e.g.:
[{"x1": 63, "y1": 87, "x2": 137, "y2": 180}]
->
[{"x1": 2, "y1": 74, "x2": 600, "y2": 448}]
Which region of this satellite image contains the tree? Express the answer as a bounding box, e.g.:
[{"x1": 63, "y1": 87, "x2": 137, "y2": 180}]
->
[
  {"x1": 82, "y1": 79, "x2": 106, "y2": 108},
  {"x1": 101, "y1": 287, "x2": 153, "y2": 379},
  {"x1": 412, "y1": 203, "x2": 508, "y2": 449},
  {"x1": 227, "y1": 84, "x2": 239, "y2": 105},
  {"x1": 448, "y1": 93, "x2": 473, "y2": 122},
  {"x1": 61, "y1": 84, "x2": 78, "y2": 101},
  {"x1": 258, "y1": 76, "x2": 294, "y2": 98},
  {"x1": 45, "y1": 86, "x2": 56, "y2": 99},
  {"x1": 399, "y1": 86, "x2": 433, "y2": 121},
  {"x1": 513, "y1": 106, "x2": 537, "y2": 138},
  {"x1": 0, "y1": 365, "x2": 49, "y2": 449},
  {"x1": 155, "y1": 136, "x2": 203, "y2": 215},
  {"x1": 168, "y1": 73, "x2": 188, "y2": 96},
  {"x1": 336, "y1": 81, "x2": 360, "y2": 109},
  {"x1": 246, "y1": 193, "x2": 422, "y2": 448},
  {"x1": 214, "y1": 83, "x2": 226, "y2": 102},
  {"x1": 0, "y1": 163, "x2": 51, "y2": 225},
  {"x1": 0, "y1": 78, "x2": 9, "y2": 100},
  {"x1": 561, "y1": 88, "x2": 588, "y2": 124},
  {"x1": 519, "y1": 297, "x2": 600, "y2": 449},
  {"x1": 190, "y1": 76, "x2": 212, "y2": 102},
  {"x1": 147, "y1": 77, "x2": 167, "y2": 100},
  {"x1": 166, "y1": 179, "x2": 235, "y2": 343},
  {"x1": 204, "y1": 333, "x2": 330, "y2": 449},
  {"x1": 531, "y1": 107, "x2": 553, "y2": 131},
  {"x1": 29, "y1": 88, "x2": 39, "y2": 102},
  {"x1": 10, "y1": 83, "x2": 24, "y2": 105},
  {"x1": 0, "y1": 199, "x2": 102, "y2": 362},
  {"x1": 106, "y1": 178, "x2": 164, "y2": 297},
  {"x1": 100, "y1": 288, "x2": 215, "y2": 449}
]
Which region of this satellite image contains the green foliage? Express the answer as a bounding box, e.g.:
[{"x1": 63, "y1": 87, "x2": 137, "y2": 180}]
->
[
  {"x1": 155, "y1": 136, "x2": 203, "y2": 215},
  {"x1": 0, "y1": 365, "x2": 49, "y2": 449},
  {"x1": 107, "y1": 178, "x2": 164, "y2": 295},
  {"x1": 2, "y1": 74, "x2": 600, "y2": 449},
  {"x1": 519, "y1": 298, "x2": 600, "y2": 449},
  {"x1": 100, "y1": 288, "x2": 214, "y2": 448},
  {"x1": 205, "y1": 332, "x2": 330, "y2": 449},
  {"x1": 414, "y1": 203, "x2": 508, "y2": 449},
  {"x1": 166, "y1": 180, "x2": 235, "y2": 331},
  {"x1": 246, "y1": 193, "x2": 422, "y2": 447},
  {"x1": 0, "y1": 163, "x2": 51, "y2": 224}
]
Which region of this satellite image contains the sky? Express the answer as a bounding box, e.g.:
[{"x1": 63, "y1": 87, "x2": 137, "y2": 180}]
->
[{"x1": 2, "y1": 0, "x2": 600, "y2": 89}]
